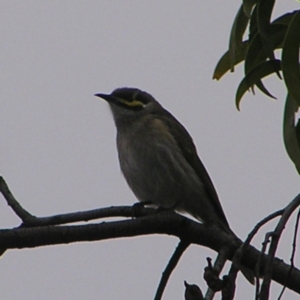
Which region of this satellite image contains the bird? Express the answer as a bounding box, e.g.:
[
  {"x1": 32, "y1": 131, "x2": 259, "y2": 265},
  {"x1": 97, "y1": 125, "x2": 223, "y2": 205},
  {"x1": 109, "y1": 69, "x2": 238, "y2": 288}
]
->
[
  {"x1": 95, "y1": 87, "x2": 254, "y2": 284},
  {"x1": 95, "y1": 87, "x2": 231, "y2": 233}
]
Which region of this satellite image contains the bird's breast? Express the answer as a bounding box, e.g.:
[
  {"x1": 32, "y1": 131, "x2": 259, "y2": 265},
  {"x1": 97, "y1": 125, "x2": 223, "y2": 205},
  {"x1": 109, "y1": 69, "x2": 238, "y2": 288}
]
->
[{"x1": 116, "y1": 118, "x2": 205, "y2": 208}]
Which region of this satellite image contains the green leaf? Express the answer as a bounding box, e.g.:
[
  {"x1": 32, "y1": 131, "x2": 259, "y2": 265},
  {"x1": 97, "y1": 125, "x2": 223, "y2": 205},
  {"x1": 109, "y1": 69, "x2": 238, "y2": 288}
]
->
[
  {"x1": 242, "y1": 0, "x2": 258, "y2": 18},
  {"x1": 255, "y1": 81, "x2": 276, "y2": 99},
  {"x1": 235, "y1": 60, "x2": 281, "y2": 110},
  {"x1": 256, "y1": 0, "x2": 281, "y2": 79},
  {"x1": 213, "y1": 41, "x2": 248, "y2": 80},
  {"x1": 283, "y1": 94, "x2": 300, "y2": 174},
  {"x1": 245, "y1": 24, "x2": 287, "y2": 74},
  {"x1": 243, "y1": 24, "x2": 286, "y2": 98},
  {"x1": 229, "y1": 5, "x2": 249, "y2": 71},
  {"x1": 282, "y1": 10, "x2": 300, "y2": 107},
  {"x1": 296, "y1": 119, "x2": 300, "y2": 149},
  {"x1": 249, "y1": 4, "x2": 258, "y2": 40},
  {"x1": 272, "y1": 11, "x2": 298, "y2": 26},
  {"x1": 245, "y1": 24, "x2": 286, "y2": 97}
]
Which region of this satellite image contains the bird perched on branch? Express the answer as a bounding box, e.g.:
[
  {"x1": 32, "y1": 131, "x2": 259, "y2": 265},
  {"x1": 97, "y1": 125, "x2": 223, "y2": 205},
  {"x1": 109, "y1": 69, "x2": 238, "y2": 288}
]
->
[
  {"x1": 95, "y1": 87, "x2": 253, "y2": 283},
  {"x1": 95, "y1": 87, "x2": 231, "y2": 232}
]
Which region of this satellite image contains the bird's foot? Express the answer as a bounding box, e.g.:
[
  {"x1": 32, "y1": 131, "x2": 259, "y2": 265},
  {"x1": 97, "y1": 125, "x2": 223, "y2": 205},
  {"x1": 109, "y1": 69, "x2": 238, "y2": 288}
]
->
[{"x1": 131, "y1": 201, "x2": 153, "y2": 218}]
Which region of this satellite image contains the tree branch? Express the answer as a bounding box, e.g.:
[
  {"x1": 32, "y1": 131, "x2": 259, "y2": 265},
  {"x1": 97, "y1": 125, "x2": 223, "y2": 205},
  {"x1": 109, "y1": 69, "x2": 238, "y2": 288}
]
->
[
  {"x1": 0, "y1": 176, "x2": 35, "y2": 222},
  {"x1": 260, "y1": 194, "x2": 300, "y2": 299},
  {"x1": 154, "y1": 239, "x2": 190, "y2": 300},
  {"x1": 0, "y1": 211, "x2": 299, "y2": 294},
  {"x1": 0, "y1": 175, "x2": 156, "y2": 227},
  {"x1": 278, "y1": 208, "x2": 300, "y2": 299},
  {"x1": 1, "y1": 177, "x2": 300, "y2": 296}
]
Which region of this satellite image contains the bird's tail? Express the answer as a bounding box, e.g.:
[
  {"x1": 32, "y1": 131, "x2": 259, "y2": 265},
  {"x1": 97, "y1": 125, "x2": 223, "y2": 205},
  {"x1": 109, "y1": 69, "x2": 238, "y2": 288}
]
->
[
  {"x1": 215, "y1": 222, "x2": 255, "y2": 284},
  {"x1": 226, "y1": 227, "x2": 255, "y2": 285}
]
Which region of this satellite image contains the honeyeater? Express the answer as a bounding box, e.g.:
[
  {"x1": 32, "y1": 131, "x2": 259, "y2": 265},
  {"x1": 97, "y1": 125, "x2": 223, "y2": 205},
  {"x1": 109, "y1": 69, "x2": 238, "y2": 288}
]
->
[
  {"x1": 95, "y1": 87, "x2": 253, "y2": 283},
  {"x1": 95, "y1": 88, "x2": 252, "y2": 281}
]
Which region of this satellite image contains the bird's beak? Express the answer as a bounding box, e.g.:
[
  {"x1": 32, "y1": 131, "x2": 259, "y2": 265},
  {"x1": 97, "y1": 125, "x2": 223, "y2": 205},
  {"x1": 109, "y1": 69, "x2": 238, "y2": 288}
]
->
[{"x1": 94, "y1": 93, "x2": 116, "y2": 103}]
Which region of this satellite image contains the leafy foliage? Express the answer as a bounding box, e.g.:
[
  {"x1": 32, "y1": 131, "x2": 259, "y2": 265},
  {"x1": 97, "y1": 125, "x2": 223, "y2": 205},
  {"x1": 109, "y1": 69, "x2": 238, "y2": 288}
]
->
[{"x1": 214, "y1": 0, "x2": 300, "y2": 174}]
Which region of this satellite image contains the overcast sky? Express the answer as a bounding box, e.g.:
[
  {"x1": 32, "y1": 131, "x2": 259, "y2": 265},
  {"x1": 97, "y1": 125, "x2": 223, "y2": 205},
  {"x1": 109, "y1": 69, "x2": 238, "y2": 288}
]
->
[{"x1": 1, "y1": 1, "x2": 300, "y2": 299}]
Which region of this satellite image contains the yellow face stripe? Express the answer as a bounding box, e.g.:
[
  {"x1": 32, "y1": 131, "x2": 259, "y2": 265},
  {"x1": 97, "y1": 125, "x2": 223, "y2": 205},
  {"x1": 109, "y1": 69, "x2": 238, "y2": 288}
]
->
[{"x1": 121, "y1": 99, "x2": 146, "y2": 108}]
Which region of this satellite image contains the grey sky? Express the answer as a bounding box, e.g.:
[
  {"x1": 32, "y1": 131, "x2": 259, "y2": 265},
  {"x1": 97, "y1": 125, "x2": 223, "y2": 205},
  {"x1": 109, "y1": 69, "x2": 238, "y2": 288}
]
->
[{"x1": 1, "y1": 1, "x2": 299, "y2": 299}]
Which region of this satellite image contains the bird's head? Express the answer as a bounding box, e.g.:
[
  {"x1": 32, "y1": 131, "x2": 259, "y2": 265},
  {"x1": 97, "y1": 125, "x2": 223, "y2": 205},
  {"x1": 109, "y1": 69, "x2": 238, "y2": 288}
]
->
[{"x1": 95, "y1": 87, "x2": 162, "y2": 125}]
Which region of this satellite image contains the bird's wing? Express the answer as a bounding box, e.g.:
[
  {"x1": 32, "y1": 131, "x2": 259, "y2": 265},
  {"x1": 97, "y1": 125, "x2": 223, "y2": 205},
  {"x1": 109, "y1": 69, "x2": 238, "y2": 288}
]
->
[{"x1": 158, "y1": 110, "x2": 230, "y2": 229}]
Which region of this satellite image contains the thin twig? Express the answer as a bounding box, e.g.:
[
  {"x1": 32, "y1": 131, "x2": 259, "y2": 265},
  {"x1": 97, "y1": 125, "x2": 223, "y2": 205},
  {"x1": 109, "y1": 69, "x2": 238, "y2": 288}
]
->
[
  {"x1": 154, "y1": 240, "x2": 190, "y2": 300},
  {"x1": 0, "y1": 176, "x2": 156, "y2": 226},
  {"x1": 225, "y1": 249, "x2": 242, "y2": 300},
  {"x1": 236, "y1": 210, "x2": 283, "y2": 275},
  {"x1": 260, "y1": 194, "x2": 300, "y2": 300},
  {"x1": 0, "y1": 176, "x2": 156, "y2": 258},
  {"x1": 255, "y1": 232, "x2": 273, "y2": 300},
  {"x1": 278, "y1": 208, "x2": 300, "y2": 300},
  {"x1": 205, "y1": 246, "x2": 231, "y2": 300},
  {"x1": 243, "y1": 210, "x2": 284, "y2": 249},
  {"x1": 20, "y1": 205, "x2": 156, "y2": 227},
  {"x1": 0, "y1": 176, "x2": 35, "y2": 222},
  {"x1": 228, "y1": 209, "x2": 283, "y2": 299}
]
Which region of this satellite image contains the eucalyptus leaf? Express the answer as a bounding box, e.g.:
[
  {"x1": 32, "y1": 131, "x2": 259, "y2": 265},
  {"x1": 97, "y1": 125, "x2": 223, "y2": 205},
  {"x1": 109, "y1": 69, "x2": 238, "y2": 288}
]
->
[
  {"x1": 242, "y1": 0, "x2": 258, "y2": 18},
  {"x1": 257, "y1": 0, "x2": 281, "y2": 78},
  {"x1": 229, "y1": 5, "x2": 249, "y2": 71},
  {"x1": 272, "y1": 11, "x2": 298, "y2": 26},
  {"x1": 245, "y1": 24, "x2": 286, "y2": 74},
  {"x1": 213, "y1": 42, "x2": 248, "y2": 80},
  {"x1": 283, "y1": 94, "x2": 300, "y2": 174},
  {"x1": 282, "y1": 11, "x2": 300, "y2": 106},
  {"x1": 235, "y1": 60, "x2": 281, "y2": 110}
]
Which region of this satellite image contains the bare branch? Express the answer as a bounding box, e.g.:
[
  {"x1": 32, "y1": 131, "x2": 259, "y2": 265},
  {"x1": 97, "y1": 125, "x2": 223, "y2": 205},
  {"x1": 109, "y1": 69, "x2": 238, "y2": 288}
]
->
[
  {"x1": 0, "y1": 176, "x2": 35, "y2": 222},
  {"x1": 205, "y1": 247, "x2": 231, "y2": 300},
  {"x1": 0, "y1": 176, "x2": 156, "y2": 227},
  {"x1": 227, "y1": 209, "x2": 283, "y2": 299},
  {"x1": 154, "y1": 240, "x2": 190, "y2": 300},
  {"x1": 1, "y1": 177, "x2": 300, "y2": 296},
  {"x1": 225, "y1": 251, "x2": 240, "y2": 300},
  {"x1": 278, "y1": 208, "x2": 300, "y2": 299},
  {"x1": 244, "y1": 210, "x2": 284, "y2": 248},
  {"x1": 260, "y1": 194, "x2": 300, "y2": 299},
  {"x1": 0, "y1": 211, "x2": 299, "y2": 294},
  {"x1": 21, "y1": 205, "x2": 156, "y2": 227}
]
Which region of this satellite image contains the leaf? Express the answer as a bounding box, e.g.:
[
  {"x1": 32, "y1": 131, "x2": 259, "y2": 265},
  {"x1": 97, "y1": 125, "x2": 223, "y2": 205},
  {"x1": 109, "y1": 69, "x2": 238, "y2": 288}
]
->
[
  {"x1": 242, "y1": 0, "x2": 258, "y2": 18},
  {"x1": 256, "y1": 0, "x2": 281, "y2": 79},
  {"x1": 272, "y1": 11, "x2": 298, "y2": 26},
  {"x1": 245, "y1": 24, "x2": 287, "y2": 74},
  {"x1": 213, "y1": 41, "x2": 248, "y2": 80},
  {"x1": 249, "y1": 4, "x2": 258, "y2": 40},
  {"x1": 255, "y1": 81, "x2": 276, "y2": 99},
  {"x1": 282, "y1": 10, "x2": 300, "y2": 107},
  {"x1": 296, "y1": 119, "x2": 300, "y2": 149},
  {"x1": 283, "y1": 94, "x2": 300, "y2": 174},
  {"x1": 243, "y1": 24, "x2": 286, "y2": 98},
  {"x1": 229, "y1": 5, "x2": 249, "y2": 71},
  {"x1": 235, "y1": 59, "x2": 281, "y2": 110}
]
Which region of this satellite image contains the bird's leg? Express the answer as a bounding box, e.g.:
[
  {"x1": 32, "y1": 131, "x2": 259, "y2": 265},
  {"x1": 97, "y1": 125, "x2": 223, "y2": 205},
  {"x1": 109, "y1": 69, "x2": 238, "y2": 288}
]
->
[{"x1": 131, "y1": 201, "x2": 154, "y2": 218}]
